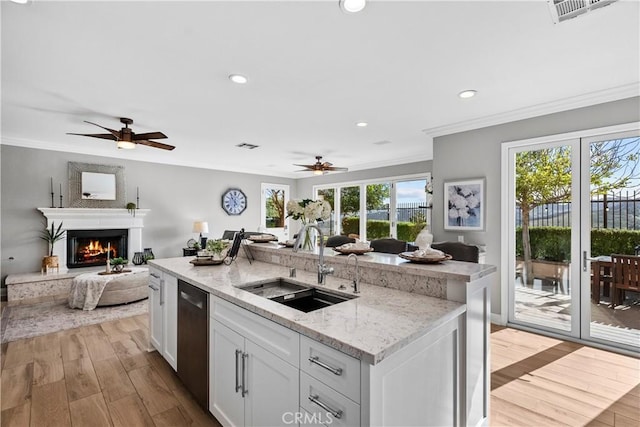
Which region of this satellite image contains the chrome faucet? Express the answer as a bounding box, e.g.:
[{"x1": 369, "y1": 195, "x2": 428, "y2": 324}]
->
[
  {"x1": 293, "y1": 223, "x2": 334, "y2": 285},
  {"x1": 347, "y1": 253, "x2": 360, "y2": 293}
]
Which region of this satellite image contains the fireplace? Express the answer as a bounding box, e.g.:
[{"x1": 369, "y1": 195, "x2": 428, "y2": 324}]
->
[{"x1": 67, "y1": 229, "x2": 128, "y2": 269}]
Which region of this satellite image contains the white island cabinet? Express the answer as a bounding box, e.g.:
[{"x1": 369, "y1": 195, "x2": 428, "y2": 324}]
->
[
  {"x1": 210, "y1": 295, "x2": 300, "y2": 427},
  {"x1": 148, "y1": 266, "x2": 178, "y2": 370},
  {"x1": 209, "y1": 294, "x2": 462, "y2": 427}
]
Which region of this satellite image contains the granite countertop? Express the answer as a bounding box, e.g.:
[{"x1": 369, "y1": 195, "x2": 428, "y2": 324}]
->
[
  {"x1": 149, "y1": 256, "x2": 465, "y2": 365},
  {"x1": 247, "y1": 242, "x2": 496, "y2": 282}
]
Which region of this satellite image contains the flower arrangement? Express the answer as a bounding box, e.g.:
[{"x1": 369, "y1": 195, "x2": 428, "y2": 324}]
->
[
  {"x1": 447, "y1": 183, "x2": 481, "y2": 227},
  {"x1": 286, "y1": 199, "x2": 332, "y2": 224},
  {"x1": 286, "y1": 199, "x2": 332, "y2": 250}
]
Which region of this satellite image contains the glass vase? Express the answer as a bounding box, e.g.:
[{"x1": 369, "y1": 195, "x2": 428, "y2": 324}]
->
[{"x1": 301, "y1": 223, "x2": 317, "y2": 251}]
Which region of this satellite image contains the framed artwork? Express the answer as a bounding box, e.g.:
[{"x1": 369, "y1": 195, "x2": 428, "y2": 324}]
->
[{"x1": 444, "y1": 178, "x2": 485, "y2": 231}]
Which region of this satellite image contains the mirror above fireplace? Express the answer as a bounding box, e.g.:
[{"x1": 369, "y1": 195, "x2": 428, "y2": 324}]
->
[{"x1": 68, "y1": 162, "x2": 125, "y2": 208}]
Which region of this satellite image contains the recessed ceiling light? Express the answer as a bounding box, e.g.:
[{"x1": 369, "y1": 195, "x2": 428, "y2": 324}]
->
[
  {"x1": 340, "y1": 0, "x2": 366, "y2": 13},
  {"x1": 458, "y1": 90, "x2": 477, "y2": 99},
  {"x1": 355, "y1": 122, "x2": 368, "y2": 127},
  {"x1": 229, "y1": 74, "x2": 248, "y2": 84}
]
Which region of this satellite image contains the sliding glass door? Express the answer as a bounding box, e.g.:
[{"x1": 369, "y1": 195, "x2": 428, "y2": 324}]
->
[{"x1": 506, "y1": 126, "x2": 639, "y2": 352}]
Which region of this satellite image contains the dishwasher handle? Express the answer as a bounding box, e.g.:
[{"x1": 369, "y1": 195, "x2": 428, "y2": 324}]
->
[{"x1": 180, "y1": 290, "x2": 204, "y2": 310}]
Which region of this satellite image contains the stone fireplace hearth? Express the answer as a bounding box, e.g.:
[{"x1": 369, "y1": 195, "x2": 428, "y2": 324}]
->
[{"x1": 37, "y1": 208, "x2": 150, "y2": 273}]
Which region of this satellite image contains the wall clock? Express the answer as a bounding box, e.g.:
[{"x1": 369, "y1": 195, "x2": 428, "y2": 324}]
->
[{"x1": 221, "y1": 188, "x2": 247, "y2": 216}]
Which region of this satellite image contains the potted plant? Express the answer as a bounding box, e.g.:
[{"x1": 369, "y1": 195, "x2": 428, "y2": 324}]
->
[
  {"x1": 207, "y1": 239, "x2": 230, "y2": 261},
  {"x1": 109, "y1": 257, "x2": 128, "y2": 273},
  {"x1": 40, "y1": 221, "x2": 65, "y2": 272}
]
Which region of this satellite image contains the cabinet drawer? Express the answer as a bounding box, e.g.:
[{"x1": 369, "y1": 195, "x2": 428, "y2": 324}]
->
[
  {"x1": 211, "y1": 296, "x2": 299, "y2": 366},
  {"x1": 300, "y1": 371, "x2": 360, "y2": 427},
  {"x1": 300, "y1": 335, "x2": 360, "y2": 403}
]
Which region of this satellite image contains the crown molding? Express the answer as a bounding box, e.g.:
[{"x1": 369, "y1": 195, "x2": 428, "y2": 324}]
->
[{"x1": 422, "y1": 82, "x2": 640, "y2": 138}]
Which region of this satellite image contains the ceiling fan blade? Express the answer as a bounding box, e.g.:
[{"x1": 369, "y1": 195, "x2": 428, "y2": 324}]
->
[
  {"x1": 135, "y1": 139, "x2": 176, "y2": 151},
  {"x1": 293, "y1": 164, "x2": 315, "y2": 169},
  {"x1": 66, "y1": 132, "x2": 117, "y2": 141},
  {"x1": 133, "y1": 131, "x2": 167, "y2": 140},
  {"x1": 84, "y1": 121, "x2": 120, "y2": 138},
  {"x1": 325, "y1": 166, "x2": 348, "y2": 171},
  {"x1": 321, "y1": 162, "x2": 333, "y2": 167}
]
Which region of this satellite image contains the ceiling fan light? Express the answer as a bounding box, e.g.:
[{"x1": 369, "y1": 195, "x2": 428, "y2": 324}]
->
[
  {"x1": 117, "y1": 141, "x2": 136, "y2": 150},
  {"x1": 313, "y1": 170, "x2": 324, "y2": 176},
  {"x1": 340, "y1": 0, "x2": 366, "y2": 13}
]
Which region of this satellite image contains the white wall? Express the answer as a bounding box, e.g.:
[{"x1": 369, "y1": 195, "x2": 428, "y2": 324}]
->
[
  {"x1": 0, "y1": 145, "x2": 296, "y2": 285},
  {"x1": 432, "y1": 96, "x2": 640, "y2": 317}
]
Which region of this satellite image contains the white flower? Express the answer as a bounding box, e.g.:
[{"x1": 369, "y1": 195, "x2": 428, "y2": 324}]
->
[
  {"x1": 466, "y1": 195, "x2": 480, "y2": 209},
  {"x1": 448, "y1": 208, "x2": 460, "y2": 219},
  {"x1": 287, "y1": 198, "x2": 332, "y2": 223},
  {"x1": 458, "y1": 208, "x2": 470, "y2": 219},
  {"x1": 451, "y1": 194, "x2": 468, "y2": 210},
  {"x1": 320, "y1": 200, "x2": 332, "y2": 220},
  {"x1": 459, "y1": 186, "x2": 473, "y2": 197}
]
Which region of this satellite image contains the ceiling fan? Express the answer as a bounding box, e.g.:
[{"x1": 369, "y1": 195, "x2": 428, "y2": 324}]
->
[
  {"x1": 294, "y1": 156, "x2": 348, "y2": 175},
  {"x1": 67, "y1": 117, "x2": 175, "y2": 151}
]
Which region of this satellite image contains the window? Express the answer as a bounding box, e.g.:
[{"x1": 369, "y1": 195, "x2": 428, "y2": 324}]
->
[{"x1": 314, "y1": 173, "x2": 431, "y2": 242}]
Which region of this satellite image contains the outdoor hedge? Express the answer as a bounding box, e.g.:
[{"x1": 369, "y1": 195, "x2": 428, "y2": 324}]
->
[
  {"x1": 342, "y1": 217, "x2": 425, "y2": 241},
  {"x1": 515, "y1": 226, "x2": 640, "y2": 261}
]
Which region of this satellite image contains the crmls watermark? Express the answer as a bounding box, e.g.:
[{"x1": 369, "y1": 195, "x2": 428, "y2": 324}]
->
[{"x1": 282, "y1": 411, "x2": 334, "y2": 425}]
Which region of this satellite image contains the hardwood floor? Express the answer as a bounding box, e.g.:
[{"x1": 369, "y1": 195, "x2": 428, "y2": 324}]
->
[
  {"x1": 491, "y1": 325, "x2": 639, "y2": 426},
  {"x1": 1, "y1": 314, "x2": 637, "y2": 426},
  {"x1": 1, "y1": 314, "x2": 221, "y2": 427}
]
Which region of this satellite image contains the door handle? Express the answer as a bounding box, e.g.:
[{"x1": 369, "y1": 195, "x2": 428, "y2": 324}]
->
[
  {"x1": 241, "y1": 352, "x2": 248, "y2": 397},
  {"x1": 159, "y1": 279, "x2": 164, "y2": 305},
  {"x1": 583, "y1": 251, "x2": 600, "y2": 272},
  {"x1": 235, "y1": 349, "x2": 242, "y2": 393}
]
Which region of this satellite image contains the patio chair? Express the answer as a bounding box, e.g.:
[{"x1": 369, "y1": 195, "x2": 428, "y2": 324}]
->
[
  {"x1": 325, "y1": 235, "x2": 356, "y2": 248},
  {"x1": 431, "y1": 241, "x2": 479, "y2": 263},
  {"x1": 611, "y1": 254, "x2": 640, "y2": 307},
  {"x1": 370, "y1": 238, "x2": 408, "y2": 254}
]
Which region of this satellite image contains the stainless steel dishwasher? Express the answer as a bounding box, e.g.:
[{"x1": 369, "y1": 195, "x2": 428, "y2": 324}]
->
[{"x1": 177, "y1": 279, "x2": 208, "y2": 410}]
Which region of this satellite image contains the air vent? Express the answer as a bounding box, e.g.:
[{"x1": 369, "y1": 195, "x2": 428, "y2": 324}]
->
[
  {"x1": 236, "y1": 143, "x2": 259, "y2": 149},
  {"x1": 373, "y1": 140, "x2": 392, "y2": 145},
  {"x1": 548, "y1": 0, "x2": 618, "y2": 23}
]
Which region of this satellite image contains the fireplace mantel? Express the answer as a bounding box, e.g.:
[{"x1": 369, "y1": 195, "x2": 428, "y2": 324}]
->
[{"x1": 37, "y1": 208, "x2": 151, "y2": 272}]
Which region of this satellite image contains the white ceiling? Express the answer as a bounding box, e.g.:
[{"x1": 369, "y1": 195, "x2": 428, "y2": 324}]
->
[{"x1": 2, "y1": 0, "x2": 639, "y2": 178}]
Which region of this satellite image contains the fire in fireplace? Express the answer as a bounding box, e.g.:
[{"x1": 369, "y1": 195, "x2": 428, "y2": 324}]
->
[{"x1": 67, "y1": 229, "x2": 128, "y2": 268}]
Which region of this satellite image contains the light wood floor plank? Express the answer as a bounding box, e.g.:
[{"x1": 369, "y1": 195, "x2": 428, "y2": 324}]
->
[
  {"x1": 32, "y1": 350, "x2": 65, "y2": 387},
  {"x1": 92, "y1": 357, "x2": 137, "y2": 403},
  {"x1": 112, "y1": 339, "x2": 149, "y2": 372},
  {"x1": 30, "y1": 379, "x2": 71, "y2": 427},
  {"x1": 68, "y1": 393, "x2": 112, "y2": 427},
  {"x1": 152, "y1": 405, "x2": 192, "y2": 426},
  {"x1": 128, "y1": 365, "x2": 179, "y2": 416},
  {"x1": 60, "y1": 333, "x2": 88, "y2": 363},
  {"x1": 1, "y1": 403, "x2": 31, "y2": 427},
  {"x1": 83, "y1": 334, "x2": 116, "y2": 362},
  {"x1": 1, "y1": 363, "x2": 33, "y2": 411},
  {"x1": 107, "y1": 395, "x2": 154, "y2": 427},
  {"x1": 63, "y1": 357, "x2": 101, "y2": 402},
  {"x1": 3, "y1": 339, "x2": 34, "y2": 369}
]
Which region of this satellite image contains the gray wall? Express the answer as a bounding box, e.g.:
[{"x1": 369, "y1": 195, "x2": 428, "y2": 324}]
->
[
  {"x1": 297, "y1": 160, "x2": 432, "y2": 196},
  {"x1": 432, "y1": 96, "x2": 640, "y2": 317},
  {"x1": 0, "y1": 145, "x2": 296, "y2": 285}
]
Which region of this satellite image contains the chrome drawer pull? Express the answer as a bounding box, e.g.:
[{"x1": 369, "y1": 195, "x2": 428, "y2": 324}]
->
[
  {"x1": 235, "y1": 349, "x2": 242, "y2": 393},
  {"x1": 150, "y1": 273, "x2": 160, "y2": 279},
  {"x1": 241, "y1": 353, "x2": 248, "y2": 397},
  {"x1": 308, "y1": 394, "x2": 343, "y2": 419},
  {"x1": 148, "y1": 284, "x2": 159, "y2": 291},
  {"x1": 309, "y1": 356, "x2": 342, "y2": 376}
]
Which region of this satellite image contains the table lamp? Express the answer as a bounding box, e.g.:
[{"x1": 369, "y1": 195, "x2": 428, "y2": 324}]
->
[{"x1": 193, "y1": 221, "x2": 209, "y2": 249}]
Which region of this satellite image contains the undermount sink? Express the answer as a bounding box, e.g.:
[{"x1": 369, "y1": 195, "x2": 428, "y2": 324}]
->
[{"x1": 238, "y1": 278, "x2": 357, "y2": 313}]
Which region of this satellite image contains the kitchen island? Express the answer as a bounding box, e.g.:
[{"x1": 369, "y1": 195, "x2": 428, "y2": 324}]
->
[{"x1": 148, "y1": 246, "x2": 495, "y2": 426}]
